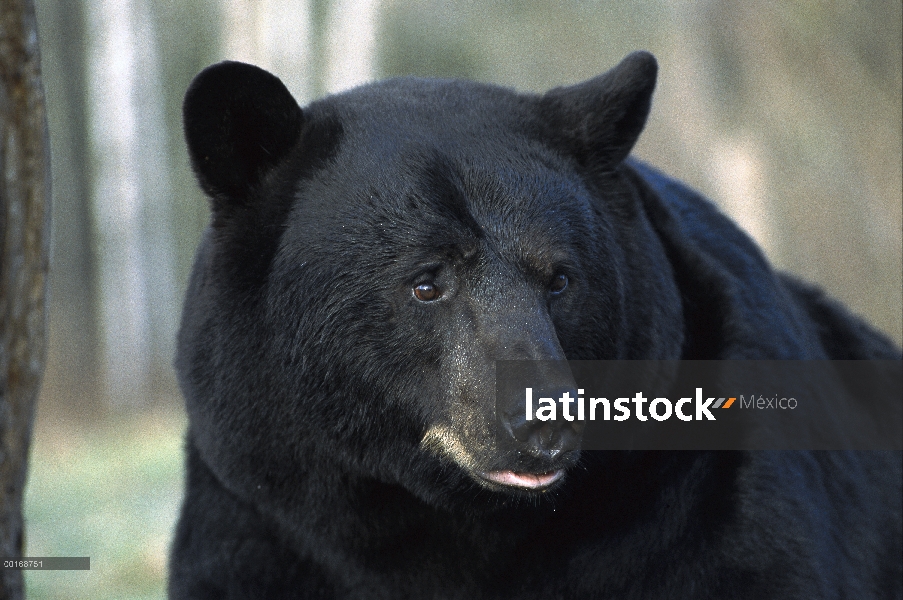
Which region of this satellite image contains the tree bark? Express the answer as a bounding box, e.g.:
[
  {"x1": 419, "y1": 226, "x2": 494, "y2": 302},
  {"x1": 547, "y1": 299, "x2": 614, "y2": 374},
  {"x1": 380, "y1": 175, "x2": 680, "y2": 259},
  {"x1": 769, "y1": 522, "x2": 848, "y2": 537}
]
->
[{"x1": 0, "y1": 0, "x2": 50, "y2": 598}]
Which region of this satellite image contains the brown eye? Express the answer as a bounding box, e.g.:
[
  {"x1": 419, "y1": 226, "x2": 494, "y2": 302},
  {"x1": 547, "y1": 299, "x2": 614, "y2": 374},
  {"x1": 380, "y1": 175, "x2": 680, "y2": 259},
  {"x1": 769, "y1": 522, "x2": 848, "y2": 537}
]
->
[
  {"x1": 413, "y1": 283, "x2": 441, "y2": 302},
  {"x1": 550, "y1": 274, "x2": 568, "y2": 294}
]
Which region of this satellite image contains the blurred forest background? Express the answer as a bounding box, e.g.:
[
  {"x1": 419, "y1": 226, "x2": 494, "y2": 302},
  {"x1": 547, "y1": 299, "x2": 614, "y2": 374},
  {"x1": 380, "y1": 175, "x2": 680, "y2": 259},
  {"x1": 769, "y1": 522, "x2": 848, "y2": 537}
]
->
[{"x1": 22, "y1": 0, "x2": 902, "y2": 598}]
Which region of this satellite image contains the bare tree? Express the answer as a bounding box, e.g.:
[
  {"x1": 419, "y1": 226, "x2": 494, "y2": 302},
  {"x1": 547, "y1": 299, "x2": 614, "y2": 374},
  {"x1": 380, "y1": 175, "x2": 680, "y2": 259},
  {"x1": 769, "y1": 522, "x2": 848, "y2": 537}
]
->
[
  {"x1": 0, "y1": 0, "x2": 50, "y2": 598},
  {"x1": 85, "y1": 0, "x2": 178, "y2": 404}
]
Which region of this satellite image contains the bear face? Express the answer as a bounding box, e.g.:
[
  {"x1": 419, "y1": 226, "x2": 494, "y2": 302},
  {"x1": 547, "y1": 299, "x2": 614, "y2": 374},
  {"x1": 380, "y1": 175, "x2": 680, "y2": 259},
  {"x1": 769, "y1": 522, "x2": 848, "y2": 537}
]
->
[{"x1": 177, "y1": 52, "x2": 685, "y2": 510}]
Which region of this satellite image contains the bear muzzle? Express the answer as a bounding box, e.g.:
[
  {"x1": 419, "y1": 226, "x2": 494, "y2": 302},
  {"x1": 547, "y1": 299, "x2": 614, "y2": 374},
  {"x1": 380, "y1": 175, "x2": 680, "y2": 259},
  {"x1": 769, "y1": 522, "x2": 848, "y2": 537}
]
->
[{"x1": 500, "y1": 385, "x2": 585, "y2": 460}]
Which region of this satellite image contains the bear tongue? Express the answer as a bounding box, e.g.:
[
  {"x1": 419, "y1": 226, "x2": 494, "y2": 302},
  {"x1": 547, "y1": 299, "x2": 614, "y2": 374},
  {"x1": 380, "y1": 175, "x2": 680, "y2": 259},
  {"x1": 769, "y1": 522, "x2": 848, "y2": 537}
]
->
[{"x1": 482, "y1": 469, "x2": 564, "y2": 489}]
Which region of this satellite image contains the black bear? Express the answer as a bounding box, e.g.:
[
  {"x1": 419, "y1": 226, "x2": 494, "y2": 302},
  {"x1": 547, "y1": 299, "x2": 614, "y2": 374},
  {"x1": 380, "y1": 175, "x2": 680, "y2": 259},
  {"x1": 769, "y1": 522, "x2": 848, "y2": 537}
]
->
[{"x1": 169, "y1": 52, "x2": 902, "y2": 599}]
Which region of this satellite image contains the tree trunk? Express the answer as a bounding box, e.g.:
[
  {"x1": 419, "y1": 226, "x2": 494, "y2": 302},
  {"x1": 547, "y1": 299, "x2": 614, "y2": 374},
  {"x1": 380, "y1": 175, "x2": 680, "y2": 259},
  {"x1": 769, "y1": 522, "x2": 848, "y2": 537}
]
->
[
  {"x1": 323, "y1": 0, "x2": 381, "y2": 94},
  {"x1": 85, "y1": 0, "x2": 152, "y2": 404},
  {"x1": 0, "y1": 0, "x2": 51, "y2": 598},
  {"x1": 34, "y1": 0, "x2": 99, "y2": 407},
  {"x1": 222, "y1": 0, "x2": 314, "y2": 102}
]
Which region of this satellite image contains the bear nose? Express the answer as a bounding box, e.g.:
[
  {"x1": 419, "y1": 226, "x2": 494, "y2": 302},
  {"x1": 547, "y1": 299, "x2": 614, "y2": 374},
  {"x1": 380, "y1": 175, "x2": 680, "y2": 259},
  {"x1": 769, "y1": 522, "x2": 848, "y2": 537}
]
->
[{"x1": 502, "y1": 387, "x2": 584, "y2": 459}]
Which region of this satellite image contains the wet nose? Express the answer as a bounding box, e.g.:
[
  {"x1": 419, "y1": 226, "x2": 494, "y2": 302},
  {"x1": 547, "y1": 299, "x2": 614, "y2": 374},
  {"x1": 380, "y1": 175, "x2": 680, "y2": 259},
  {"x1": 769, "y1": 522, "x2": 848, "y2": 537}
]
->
[{"x1": 502, "y1": 387, "x2": 584, "y2": 459}]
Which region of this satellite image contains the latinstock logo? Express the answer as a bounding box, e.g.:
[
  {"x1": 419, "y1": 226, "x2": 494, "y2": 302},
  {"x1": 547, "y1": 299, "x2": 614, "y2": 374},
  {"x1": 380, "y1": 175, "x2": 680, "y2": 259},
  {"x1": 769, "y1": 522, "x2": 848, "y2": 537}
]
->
[
  {"x1": 497, "y1": 360, "x2": 901, "y2": 451},
  {"x1": 524, "y1": 388, "x2": 738, "y2": 423}
]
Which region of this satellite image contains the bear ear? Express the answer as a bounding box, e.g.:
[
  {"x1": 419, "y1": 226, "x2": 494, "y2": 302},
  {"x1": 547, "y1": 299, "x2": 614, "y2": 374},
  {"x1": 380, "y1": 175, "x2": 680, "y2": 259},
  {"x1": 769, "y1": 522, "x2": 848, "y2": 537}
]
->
[
  {"x1": 183, "y1": 61, "x2": 304, "y2": 204},
  {"x1": 540, "y1": 51, "x2": 657, "y2": 168}
]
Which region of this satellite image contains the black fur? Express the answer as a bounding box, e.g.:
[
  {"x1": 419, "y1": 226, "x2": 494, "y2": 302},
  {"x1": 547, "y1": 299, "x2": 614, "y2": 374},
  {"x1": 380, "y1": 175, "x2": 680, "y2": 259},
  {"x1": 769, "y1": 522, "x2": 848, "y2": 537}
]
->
[{"x1": 170, "y1": 52, "x2": 902, "y2": 599}]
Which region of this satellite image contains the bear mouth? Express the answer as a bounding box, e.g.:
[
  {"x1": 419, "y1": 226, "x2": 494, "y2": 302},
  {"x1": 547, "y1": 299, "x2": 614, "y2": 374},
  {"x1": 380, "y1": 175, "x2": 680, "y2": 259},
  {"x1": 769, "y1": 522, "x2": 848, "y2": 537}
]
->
[{"x1": 479, "y1": 469, "x2": 565, "y2": 490}]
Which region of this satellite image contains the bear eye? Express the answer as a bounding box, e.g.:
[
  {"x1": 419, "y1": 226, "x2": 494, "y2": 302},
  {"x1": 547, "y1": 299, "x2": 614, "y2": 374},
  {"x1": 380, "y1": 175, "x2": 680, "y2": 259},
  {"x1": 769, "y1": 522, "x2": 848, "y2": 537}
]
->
[
  {"x1": 549, "y1": 274, "x2": 568, "y2": 294},
  {"x1": 413, "y1": 283, "x2": 441, "y2": 302}
]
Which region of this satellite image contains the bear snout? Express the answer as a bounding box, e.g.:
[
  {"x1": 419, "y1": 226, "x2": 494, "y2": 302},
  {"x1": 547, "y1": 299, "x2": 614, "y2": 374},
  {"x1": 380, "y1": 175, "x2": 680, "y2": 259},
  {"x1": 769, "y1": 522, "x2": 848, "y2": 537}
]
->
[{"x1": 500, "y1": 386, "x2": 584, "y2": 460}]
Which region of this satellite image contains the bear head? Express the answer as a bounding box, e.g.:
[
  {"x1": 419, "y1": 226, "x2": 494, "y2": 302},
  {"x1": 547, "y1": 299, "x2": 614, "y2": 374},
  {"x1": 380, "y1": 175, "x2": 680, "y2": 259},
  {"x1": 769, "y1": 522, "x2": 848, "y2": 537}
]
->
[{"x1": 177, "y1": 52, "x2": 684, "y2": 514}]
